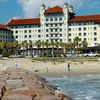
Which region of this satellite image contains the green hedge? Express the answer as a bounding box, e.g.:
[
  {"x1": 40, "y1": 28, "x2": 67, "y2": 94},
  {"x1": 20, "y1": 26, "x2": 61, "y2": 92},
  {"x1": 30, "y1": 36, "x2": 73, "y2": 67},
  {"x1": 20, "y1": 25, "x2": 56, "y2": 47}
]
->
[{"x1": 2, "y1": 50, "x2": 15, "y2": 57}]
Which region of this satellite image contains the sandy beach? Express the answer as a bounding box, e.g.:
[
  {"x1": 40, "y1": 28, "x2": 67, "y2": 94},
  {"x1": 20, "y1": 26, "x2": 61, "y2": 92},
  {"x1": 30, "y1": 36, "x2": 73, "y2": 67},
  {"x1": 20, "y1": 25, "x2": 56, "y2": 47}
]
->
[{"x1": 0, "y1": 57, "x2": 100, "y2": 77}]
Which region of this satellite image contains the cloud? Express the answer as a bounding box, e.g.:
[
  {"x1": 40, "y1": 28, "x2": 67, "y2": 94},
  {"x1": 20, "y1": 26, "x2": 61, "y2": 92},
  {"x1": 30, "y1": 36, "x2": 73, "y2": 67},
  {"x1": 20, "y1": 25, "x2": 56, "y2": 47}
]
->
[{"x1": 17, "y1": 0, "x2": 96, "y2": 18}]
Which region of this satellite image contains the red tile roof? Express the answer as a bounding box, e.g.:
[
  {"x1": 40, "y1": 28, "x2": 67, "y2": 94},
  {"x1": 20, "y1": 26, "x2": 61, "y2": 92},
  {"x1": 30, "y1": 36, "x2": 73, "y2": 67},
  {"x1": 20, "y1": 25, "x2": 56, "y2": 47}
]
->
[
  {"x1": 45, "y1": 6, "x2": 63, "y2": 14},
  {"x1": 0, "y1": 24, "x2": 9, "y2": 30},
  {"x1": 69, "y1": 14, "x2": 100, "y2": 22},
  {"x1": 7, "y1": 18, "x2": 40, "y2": 26}
]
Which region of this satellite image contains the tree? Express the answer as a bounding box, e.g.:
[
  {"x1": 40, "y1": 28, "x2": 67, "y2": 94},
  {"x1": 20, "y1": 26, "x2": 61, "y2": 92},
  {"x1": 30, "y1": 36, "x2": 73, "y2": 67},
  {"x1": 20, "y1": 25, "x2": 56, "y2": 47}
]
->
[
  {"x1": 28, "y1": 41, "x2": 33, "y2": 57},
  {"x1": 45, "y1": 42, "x2": 50, "y2": 57},
  {"x1": 49, "y1": 42, "x2": 55, "y2": 58},
  {"x1": 0, "y1": 41, "x2": 5, "y2": 54},
  {"x1": 40, "y1": 41, "x2": 46, "y2": 57},
  {"x1": 81, "y1": 40, "x2": 88, "y2": 48},
  {"x1": 54, "y1": 42, "x2": 60, "y2": 57},
  {"x1": 20, "y1": 41, "x2": 28, "y2": 57},
  {"x1": 74, "y1": 37, "x2": 81, "y2": 53},
  {"x1": 68, "y1": 42, "x2": 76, "y2": 54},
  {"x1": 34, "y1": 41, "x2": 40, "y2": 57}
]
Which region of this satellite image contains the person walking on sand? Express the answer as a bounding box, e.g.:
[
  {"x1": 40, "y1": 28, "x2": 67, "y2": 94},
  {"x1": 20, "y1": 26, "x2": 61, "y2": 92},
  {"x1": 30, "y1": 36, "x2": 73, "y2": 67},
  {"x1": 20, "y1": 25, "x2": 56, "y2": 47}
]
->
[
  {"x1": 68, "y1": 62, "x2": 71, "y2": 71},
  {"x1": 15, "y1": 62, "x2": 18, "y2": 68}
]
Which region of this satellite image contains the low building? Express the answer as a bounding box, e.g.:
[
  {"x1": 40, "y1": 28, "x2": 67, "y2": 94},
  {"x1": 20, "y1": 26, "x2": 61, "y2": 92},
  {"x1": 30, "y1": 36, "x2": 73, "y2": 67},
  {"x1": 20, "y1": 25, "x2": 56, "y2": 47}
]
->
[{"x1": 0, "y1": 24, "x2": 13, "y2": 42}]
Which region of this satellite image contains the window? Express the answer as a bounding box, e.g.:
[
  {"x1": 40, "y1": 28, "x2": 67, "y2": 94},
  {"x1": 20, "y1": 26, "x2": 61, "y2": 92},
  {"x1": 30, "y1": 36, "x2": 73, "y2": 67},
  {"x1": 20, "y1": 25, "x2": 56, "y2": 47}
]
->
[
  {"x1": 50, "y1": 24, "x2": 53, "y2": 27},
  {"x1": 60, "y1": 39, "x2": 62, "y2": 42},
  {"x1": 79, "y1": 28, "x2": 81, "y2": 31},
  {"x1": 29, "y1": 35, "x2": 31, "y2": 38},
  {"x1": 15, "y1": 26, "x2": 18, "y2": 28},
  {"x1": 46, "y1": 29, "x2": 49, "y2": 32},
  {"x1": 59, "y1": 18, "x2": 62, "y2": 21},
  {"x1": 55, "y1": 18, "x2": 58, "y2": 21},
  {"x1": 55, "y1": 24, "x2": 57, "y2": 27},
  {"x1": 50, "y1": 29, "x2": 53, "y2": 32},
  {"x1": 24, "y1": 40, "x2": 27, "y2": 42},
  {"x1": 94, "y1": 38, "x2": 97, "y2": 41},
  {"x1": 69, "y1": 28, "x2": 71, "y2": 31},
  {"x1": 29, "y1": 40, "x2": 32, "y2": 43},
  {"x1": 46, "y1": 18, "x2": 48, "y2": 21},
  {"x1": 46, "y1": 34, "x2": 49, "y2": 37},
  {"x1": 83, "y1": 27, "x2": 86, "y2": 31},
  {"x1": 79, "y1": 33, "x2": 81, "y2": 36},
  {"x1": 84, "y1": 38, "x2": 86, "y2": 41},
  {"x1": 68, "y1": 33, "x2": 71, "y2": 36},
  {"x1": 51, "y1": 34, "x2": 53, "y2": 37},
  {"x1": 29, "y1": 25, "x2": 32, "y2": 28},
  {"x1": 24, "y1": 30, "x2": 27, "y2": 33},
  {"x1": 60, "y1": 29, "x2": 62, "y2": 32},
  {"x1": 84, "y1": 33, "x2": 86, "y2": 36},
  {"x1": 38, "y1": 30, "x2": 40, "y2": 33},
  {"x1": 38, "y1": 35, "x2": 41, "y2": 38},
  {"x1": 59, "y1": 23, "x2": 62, "y2": 26},
  {"x1": 94, "y1": 27, "x2": 97, "y2": 30},
  {"x1": 11, "y1": 36, "x2": 14, "y2": 39},
  {"x1": 60, "y1": 34, "x2": 62, "y2": 37},
  {"x1": 29, "y1": 30, "x2": 31, "y2": 33},
  {"x1": 15, "y1": 30, "x2": 18, "y2": 33},
  {"x1": 50, "y1": 18, "x2": 53, "y2": 21},
  {"x1": 94, "y1": 32, "x2": 97, "y2": 36},
  {"x1": 55, "y1": 34, "x2": 58, "y2": 37},
  {"x1": 46, "y1": 24, "x2": 48, "y2": 27},
  {"x1": 46, "y1": 39, "x2": 49, "y2": 42},
  {"x1": 24, "y1": 35, "x2": 27, "y2": 38},
  {"x1": 15, "y1": 35, "x2": 18, "y2": 39},
  {"x1": 68, "y1": 39, "x2": 71, "y2": 42},
  {"x1": 55, "y1": 39, "x2": 58, "y2": 42},
  {"x1": 55, "y1": 29, "x2": 58, "y2": 32}
]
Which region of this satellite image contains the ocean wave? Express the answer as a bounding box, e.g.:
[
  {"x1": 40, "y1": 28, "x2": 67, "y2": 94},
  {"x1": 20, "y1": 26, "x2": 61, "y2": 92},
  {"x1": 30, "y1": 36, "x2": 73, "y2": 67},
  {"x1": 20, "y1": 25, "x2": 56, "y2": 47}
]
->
[{"x1": 47, "y1": 75, "x2": 100, "y2": 100}]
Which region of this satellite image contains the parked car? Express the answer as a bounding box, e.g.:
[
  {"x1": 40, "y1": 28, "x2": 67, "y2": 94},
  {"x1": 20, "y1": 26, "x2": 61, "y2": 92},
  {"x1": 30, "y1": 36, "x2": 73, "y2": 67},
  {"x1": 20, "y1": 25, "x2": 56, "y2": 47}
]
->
[
  {"x1": 9, "y1": 54, "x2": 23, "y2": 58},
  {"x1": 0, "y1": 55, "x2": 3, "y2": 58},
  {"x1": 82, "y1": 52, "x2": 99, "y2": 57},
  {"x1": 65, "y1": 54, "x2": 80, "y2": 58}
]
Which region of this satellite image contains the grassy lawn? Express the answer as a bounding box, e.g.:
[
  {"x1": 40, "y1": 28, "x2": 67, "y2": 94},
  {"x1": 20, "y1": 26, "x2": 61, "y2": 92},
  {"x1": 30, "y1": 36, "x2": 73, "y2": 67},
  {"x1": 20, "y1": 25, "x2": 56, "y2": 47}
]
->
[{"x1": 32, "y1": 57, "x2": 99, "y2": 63}]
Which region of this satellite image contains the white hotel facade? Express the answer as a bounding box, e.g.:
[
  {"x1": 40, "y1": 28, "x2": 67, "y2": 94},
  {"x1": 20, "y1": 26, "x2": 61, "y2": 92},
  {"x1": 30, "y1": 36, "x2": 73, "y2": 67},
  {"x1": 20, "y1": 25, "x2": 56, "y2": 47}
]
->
[{"x1": 7, "y1": 3, "x2": 100, "y2": 47}]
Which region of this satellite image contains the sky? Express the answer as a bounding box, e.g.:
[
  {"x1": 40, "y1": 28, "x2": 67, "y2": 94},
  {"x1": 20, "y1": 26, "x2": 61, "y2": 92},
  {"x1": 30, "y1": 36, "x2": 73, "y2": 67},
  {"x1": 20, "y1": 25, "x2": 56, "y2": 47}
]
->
[{"x1": 0, "y1": 0, "x2": 100, "y2": 24}]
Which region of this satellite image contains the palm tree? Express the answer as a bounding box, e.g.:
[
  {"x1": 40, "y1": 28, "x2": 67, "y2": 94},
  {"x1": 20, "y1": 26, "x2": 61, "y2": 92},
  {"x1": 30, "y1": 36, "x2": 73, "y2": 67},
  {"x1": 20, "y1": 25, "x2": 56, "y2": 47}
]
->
[
  {"x1": 68, "y1": 42, "x2": 76, "y2": 54},
  {"x1": 34, "y1": 41, "x2": 40, "y2": 57},
  {"x1": 49, "y1": 41, "x2": 55, "y2": 58},
  {"x1": 45, "y1": 42, "x2": 50, "y2": 57},
  {"x1": 81, "y1": 40, "x2": 88, "y2": 48},
  {"x1": 0, "y1": 41, "x2": 5, "y2": 54},
  {"x1": 20, "y1": 41, "x2": 28, "y2": 57},
  {"x1": 81, "y1": 41, "x2": 88, "y2": 53},
  {"x1": 74, "y1": 36, "x2": 81, "y2": 53},
  {"x1": 63, "y1": 43, "x2": 68, "y2": 54},
  {"x1": 54, "y1": 42, "x2": 60, "y2": 57},
  {"x1": 40, "y1": 41, "x2": 46, "y2": 57},
  {"x1": 28, "y1": 41, "x2": 33, "y2": 57}
]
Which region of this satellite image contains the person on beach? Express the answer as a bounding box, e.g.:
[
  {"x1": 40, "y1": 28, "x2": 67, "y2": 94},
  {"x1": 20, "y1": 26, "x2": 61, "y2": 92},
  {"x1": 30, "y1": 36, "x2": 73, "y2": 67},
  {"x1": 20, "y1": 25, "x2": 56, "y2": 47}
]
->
[
  {"x1": 15, "y1": 62, "x2": 18, "y2": 68},
  {"x1": 47, "y1": 67, "x2": 48, "y2": 72},
  {"x1": 67, "y1": 62, "x2": 71, "y2": 71}
]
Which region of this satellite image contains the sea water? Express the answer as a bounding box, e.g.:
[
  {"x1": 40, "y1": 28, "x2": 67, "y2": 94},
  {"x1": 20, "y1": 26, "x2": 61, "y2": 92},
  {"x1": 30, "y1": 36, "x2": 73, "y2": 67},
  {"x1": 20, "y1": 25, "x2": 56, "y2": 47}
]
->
[{"x1": 47, "y1": 75, "x2": 100, "y2": 100}]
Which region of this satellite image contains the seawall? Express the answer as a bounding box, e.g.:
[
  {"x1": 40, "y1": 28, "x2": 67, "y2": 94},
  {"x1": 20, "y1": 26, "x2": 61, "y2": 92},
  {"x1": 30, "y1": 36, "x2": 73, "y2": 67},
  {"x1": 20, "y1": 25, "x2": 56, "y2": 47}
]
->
[{"x1": 0, "y1": 68, "x2": 72, "y2": 100}]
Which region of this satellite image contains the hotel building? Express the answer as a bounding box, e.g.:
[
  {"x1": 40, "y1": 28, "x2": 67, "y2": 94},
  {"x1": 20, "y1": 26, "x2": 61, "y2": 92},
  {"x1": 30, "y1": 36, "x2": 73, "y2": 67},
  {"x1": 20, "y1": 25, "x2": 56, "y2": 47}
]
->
[
  {"x1": 0, "y1": 24, "x2": 13, "y2": 42},
  {"x1": 7, "y1": 3, "x2": 100, "y2": 47}
]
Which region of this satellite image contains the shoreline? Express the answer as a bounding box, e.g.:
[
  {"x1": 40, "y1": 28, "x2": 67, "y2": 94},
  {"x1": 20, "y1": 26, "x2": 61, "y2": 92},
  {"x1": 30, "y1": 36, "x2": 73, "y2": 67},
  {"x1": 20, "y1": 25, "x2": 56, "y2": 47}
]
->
[
  {"x1": 0, "y1": 58, "x2": 100, "y2": 99},
  {"x1": 0, "y1": 58, "x2": 100, "y2": 78}
]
